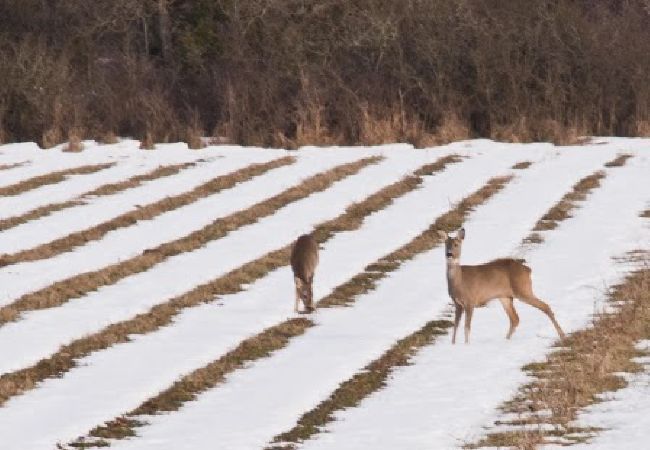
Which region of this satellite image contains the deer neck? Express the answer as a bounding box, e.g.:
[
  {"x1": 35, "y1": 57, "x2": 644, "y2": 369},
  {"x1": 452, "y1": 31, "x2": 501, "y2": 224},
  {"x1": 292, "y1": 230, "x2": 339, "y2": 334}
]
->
[{"x1": 446, "y1": 258, "x2": 464, "y2": 296}]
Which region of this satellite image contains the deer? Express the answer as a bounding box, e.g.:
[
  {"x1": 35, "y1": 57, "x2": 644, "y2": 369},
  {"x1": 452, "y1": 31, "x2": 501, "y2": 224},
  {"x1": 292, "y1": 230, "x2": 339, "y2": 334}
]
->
[
  {"x1": 436, "y1": 228, "x2": 566, "y2": 344},
  {"x1": 290, "y1": 233, "x2": 319, "y2": 313}
]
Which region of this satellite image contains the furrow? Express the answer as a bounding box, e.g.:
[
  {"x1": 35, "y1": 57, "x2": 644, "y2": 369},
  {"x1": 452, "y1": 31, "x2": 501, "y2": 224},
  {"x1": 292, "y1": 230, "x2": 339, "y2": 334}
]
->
[
  {"x1": 0, "y1": 148, "x2": 479, "y2": 449},
  {"x1": 0, "y1": 162, "x2": 197, "y2": 232},
  {"x1": 77, "y1": 168, "x2": 509, "y2": 448},
  {"x1": 0, "y1": 157, "x2": 293, "y2": 268},
  {"x1": 113, "y1": 147, "x2": 615, "y2": 450},
  {"x1": 0, "y1": 151, "x2": 284, "y2": 256},
  {"x1": 0, "y1": 155, "x2": 384, "y2": 404},
  {"x1": 290, "y1": 154, "x2": 647, "y2": 450},
  {"x1": 0, "y1": 163, "x2": 114, "y2": 196}
]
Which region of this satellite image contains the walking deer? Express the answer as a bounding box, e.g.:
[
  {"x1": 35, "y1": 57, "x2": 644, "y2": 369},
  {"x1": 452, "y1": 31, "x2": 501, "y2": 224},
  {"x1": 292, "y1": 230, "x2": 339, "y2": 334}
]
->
[
  {"x1": 290, "y1": 233, "x2": 319, "y2": 313},
  {"x1": 437, "y1": 228, "x2": 565, "y2": 344}
]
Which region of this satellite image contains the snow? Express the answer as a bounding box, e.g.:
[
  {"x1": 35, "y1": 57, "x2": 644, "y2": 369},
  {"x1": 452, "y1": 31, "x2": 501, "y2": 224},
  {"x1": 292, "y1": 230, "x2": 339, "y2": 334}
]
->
[
  {"x1": 0, "y1": 148, "x2": 365, "y2": 307},
  {"x1": 0, "y1": 148, "x2": 285, "y2": 255},
  {"x1": 0, "y1": 138, "x2": 647, "y2": 450},
  {"x1": 0, "y1": 145, "x2": 430, "y2": 377},
  {"x1": 542, "y1": 341, "x2": 650, "y2": 450},
  {"x1": 101, "y1": 145, "x2": 630, "y2": 450},
  {"x1": 294, "y1": 152, "x2": 650, "y2": 450},
  {"x1": 0, "y1": 147, "x2": 204, "y2": 221}
]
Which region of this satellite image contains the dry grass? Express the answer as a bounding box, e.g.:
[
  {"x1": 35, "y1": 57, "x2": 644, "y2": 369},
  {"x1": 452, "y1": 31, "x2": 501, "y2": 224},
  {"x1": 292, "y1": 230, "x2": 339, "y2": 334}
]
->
[
  {"x1": 0, "y1": 156, "x2": 380, "y2": 406},
  {"x1": 84, "y1": 162, "x2": 198, "y2": 197},
  {"x1": 265, "y1": 176, "x2": 514, "y2": 448},
  {"x1": 512, "y1": 161, "x2": 533, "y2": 170},
  {"x1": 139, "y1": 132, "x2": 155, "y2": 150},
  {"x1": 97, "y1": 131, "x2": 119, "y2": 145},
  {"x1": 0, "y1": 162, "x2": 196, "y2": 233},
  {"x1": 524, "y1": 154, "x2": 631, "y2": 242},
  {"x1": 319, "y1": 175, "x2": 513, "y2": 308},
  {"x1": 469, "y1": 260, "x2": 650, "y2": 449},
  {"x1": 185, "y1": 115, "x2": 205, "y2": 150},
  {"x1": 62, "y1": 154, "x2": 466, "y2": 444},
  {"x1": 604, "y1": 154, "x2": 633, "y2": 167},
  {"x1": 0, "y1": 157, "x2": 292, "y2": 268},
  {"x1": 0, "y1": 161, "x2": 27, "y2": 170},
  {"x1": 42, "y1": 127, "x2": 63, "y2": 149},
  {"x1": 77, "y1": 318, "x2": 313, "y2": 446},
  {"x1": 0, "y1": 163, "x2": 113, "y2": 197},
  {"x1": 491, "y1": 118, "x2": 587, "y2": 146},
  {"x1": 63, "y1": 128, "x2": 84, "y2": 153},
  {"x1": 268, "y1": 321, "x2": 453, "y2": 449}
]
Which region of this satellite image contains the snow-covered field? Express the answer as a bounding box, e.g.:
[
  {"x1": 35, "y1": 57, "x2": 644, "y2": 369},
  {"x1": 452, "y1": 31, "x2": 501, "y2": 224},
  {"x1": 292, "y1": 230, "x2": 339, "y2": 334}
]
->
[{"x1": 0, "y1": 138, "x2": 648, "y2": 450}]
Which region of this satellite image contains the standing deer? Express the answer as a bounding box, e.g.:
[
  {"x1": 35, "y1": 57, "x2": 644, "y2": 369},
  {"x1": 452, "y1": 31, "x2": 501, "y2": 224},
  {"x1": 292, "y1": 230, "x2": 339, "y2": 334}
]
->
[
  {"x1": 437, "y1": 228, "x2": 565, "y2": 344},
  {"x1": 290, "y1": 233, "x2": 319, "y2": 313}
]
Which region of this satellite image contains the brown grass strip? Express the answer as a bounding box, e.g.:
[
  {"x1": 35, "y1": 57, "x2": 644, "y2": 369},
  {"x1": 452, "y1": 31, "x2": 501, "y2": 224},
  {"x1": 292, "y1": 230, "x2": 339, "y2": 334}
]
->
[
  {"x1": 261, "y1": 176, "x2": 513, "y2": 449},
  {"x1": 512, "y1": 161, "x2": 532, "y2": 170},
  {"x1": 0, "y1": 162, "x2": 196, "y2": 232},
  {"x1": 468, "y1": 260, "x2": 650, "y2": 449},
  {"x1": 0, "y1": 156, "x2": 385, "y2": 406},
  {"x1": 75, "y1": 318, "x2": 313, "y2": 446},
  {"x1": 0, "y1": 161, "x2": 27, "y2": 170},
  {"x1": 0, "y1": 157, "x2": 293, "y2": 268},
  {"x1": 604, "y1": 154, "x2": 633, "y2": 167},
  {"x1": 0, "y1": 154, "x2": 461, "y2": 446},
  {"x1": 523, "y1": 154, "x2": 632, "y2": 243},
  {"x1": 269, "y1": 321, "x2": 453, "y2": 449},
  {"x1": 0, "y1": 156, "x2": 374, "y2": 325},
  {"x1": 319, "y1": 176, "x2": 512, "y2": 308},
  {"x1": 0, "y1": 163, "x2": 114, "y2": 196}
]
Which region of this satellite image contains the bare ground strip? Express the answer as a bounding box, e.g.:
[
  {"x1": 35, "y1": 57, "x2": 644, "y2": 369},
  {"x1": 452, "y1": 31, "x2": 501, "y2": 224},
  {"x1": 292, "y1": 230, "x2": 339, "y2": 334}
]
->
[
  {"x1": 0, "y1": 163, "x2": 114, "y2": 197},
  {"x1": 0, "y1": 162, "x2": 197, "y2": 232},
  {"x1": 0, "y1": 157, "x2": 294, "y2": 267},
  {"x1": 69, "y1": 163, "x2": 512, "y2": 447},
  {"x1": 0, "y1": 155, "x2": 385, "y2": 407}
]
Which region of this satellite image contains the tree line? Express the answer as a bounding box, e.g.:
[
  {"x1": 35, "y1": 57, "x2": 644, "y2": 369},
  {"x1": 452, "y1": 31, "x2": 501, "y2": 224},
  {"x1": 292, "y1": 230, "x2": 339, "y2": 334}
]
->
[{"x1": 1, "y1": 0, "x2": 649, "y2": 147}]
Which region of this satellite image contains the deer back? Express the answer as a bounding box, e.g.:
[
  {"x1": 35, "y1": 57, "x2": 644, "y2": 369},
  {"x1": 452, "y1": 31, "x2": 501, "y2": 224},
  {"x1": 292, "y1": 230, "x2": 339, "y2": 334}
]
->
[
  {"x1": 290, "y1": 234, "x2": 319, "y2": 283},
  {"x1": 459, "y1": 258, "x2": 533, "y2": 305}
]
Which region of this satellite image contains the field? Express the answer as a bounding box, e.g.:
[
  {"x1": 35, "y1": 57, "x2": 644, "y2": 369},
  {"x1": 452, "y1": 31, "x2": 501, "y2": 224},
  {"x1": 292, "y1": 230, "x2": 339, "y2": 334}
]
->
[{"x1": 0, "y1": 139, "x2": 648, "y2": 450}]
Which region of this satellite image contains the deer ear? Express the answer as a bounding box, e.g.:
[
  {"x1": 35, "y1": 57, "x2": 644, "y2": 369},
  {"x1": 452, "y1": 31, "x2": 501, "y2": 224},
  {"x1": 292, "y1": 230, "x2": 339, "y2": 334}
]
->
[
  {"x1": 436, "y1": 230, "x2": 448, "y2": 240},
  {"x1": 458, "y1": 228, "x2": 465, "y2": 240}
]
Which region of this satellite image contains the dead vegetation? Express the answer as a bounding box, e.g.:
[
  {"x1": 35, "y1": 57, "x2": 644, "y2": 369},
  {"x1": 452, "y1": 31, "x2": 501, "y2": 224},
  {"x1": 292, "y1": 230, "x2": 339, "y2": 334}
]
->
[
  {"x1": 2, "y1": 1, "x2": 649, "y2": 146},
  {"x1": 76, "y1": 318, "x2": 313, "y2": 446},
  {"x1": 468, "y1": 259, "x2": 650, "y2": 449},
  {"x1": 0, "y1": 157, "x2": 293, "y2": 268},
  {"x1": 63, "y1": 129, "x2": 84, "y2": 152},
  {"x1": 0, "y1": 161, "x2": 27, "y2": 170},
  {"x1": 0, "y1": 163, "x2": 114, "y2": 197},
  {"x1": 512, "y1": 161, "x2": 533, "y2": 170},
  {"x1": 265, "y1": 175, "x2": 514, "y2": 448},
  {"x1": 0, "y1": 156, "x2": 380, "y2": 406},
  {"x1": 269, "y1": 321, "x2": 453, "y2": 449},
  {"x1": 319, "y1": 175, "x2": 513, "y2": 309},
  {"x1": 0, "y1": 162, "x2": 196, "y2": 232},
  {"x1": 524, "y1": 154, "x2": 631, "y2": 242},
  {"x1": 55, "y1": 155, "x2": 463, "y2": 444}
]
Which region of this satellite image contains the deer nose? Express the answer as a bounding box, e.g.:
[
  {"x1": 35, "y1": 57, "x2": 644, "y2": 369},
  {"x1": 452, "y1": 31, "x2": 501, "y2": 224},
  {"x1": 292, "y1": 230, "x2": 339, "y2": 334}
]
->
[{"x1": 446, "y1": 252, "x2": 453, "y2": 257}]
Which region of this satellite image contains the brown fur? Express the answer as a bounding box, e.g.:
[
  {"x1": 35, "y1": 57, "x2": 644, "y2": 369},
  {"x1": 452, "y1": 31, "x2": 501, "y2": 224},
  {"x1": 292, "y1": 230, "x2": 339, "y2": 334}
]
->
[
  {"x1": 290, "y1": 233, "x2": 319, "y2": 313},
  {"x1": 438, "y1": 228, "x2": 565, "y2": 344}
]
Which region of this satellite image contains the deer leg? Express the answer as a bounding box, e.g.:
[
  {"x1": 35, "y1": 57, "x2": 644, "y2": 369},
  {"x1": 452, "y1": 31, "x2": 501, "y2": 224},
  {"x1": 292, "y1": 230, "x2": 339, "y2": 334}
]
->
[
  {"x1": 464, "y1": 305, "x2": 474, "y2": 344},
  {"x1": 294, "y1": 276, "x2": 302, "y2": 313},
  {"x1": 452, "y1": 304, "x2": 463, "y2": 345},
  {"x1": 304, "y1": 278, "x2": 314, "y2": 313},
  {"x1": 499, "y1": 297, "x2": 519, "y2": 339},
  {"x1": 519, "y1": 295, "x2": 566, "y2": 339}
]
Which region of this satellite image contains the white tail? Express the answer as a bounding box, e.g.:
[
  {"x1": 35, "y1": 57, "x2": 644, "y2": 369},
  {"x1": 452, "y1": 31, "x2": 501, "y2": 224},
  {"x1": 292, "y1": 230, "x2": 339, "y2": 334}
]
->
[
  {"x1": 290, "y1": 233, "x2": 319, "y2": 313},
  {"x1": 437, "y1": 228, "x2": 565, "y2": 344}
]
